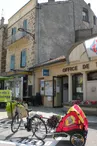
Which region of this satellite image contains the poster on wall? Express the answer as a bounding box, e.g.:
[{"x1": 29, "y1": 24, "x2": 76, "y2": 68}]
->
[{"x1": 45, "y1": 81, "x2": 53, "y2": 96}]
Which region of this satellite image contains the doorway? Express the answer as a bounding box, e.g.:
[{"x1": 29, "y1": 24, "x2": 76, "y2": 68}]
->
[
  {"x1": 53, "y1": 76, "x2": 62, "y2": 107},
  {"x1": 63, "y1": 76, "x2": 68, "y2": 103},
  {"x1": 53, "y1": 76, "x2": 68, "y2": 107}
]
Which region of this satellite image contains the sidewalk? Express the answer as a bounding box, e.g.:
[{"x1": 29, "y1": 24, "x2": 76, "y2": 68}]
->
[
  {"x1": 0, "y1": 109, "x2": 7, "y2": 119},
  {"x1": 0, "y1": 106, "x2": 97, "y2": 125},
  {"x1": 29, "y1": 106, "x2": 97, "y2": 125}
]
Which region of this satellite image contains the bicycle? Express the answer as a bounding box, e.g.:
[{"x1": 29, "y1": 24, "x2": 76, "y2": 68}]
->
[{"x1": 11, "y1": 102, "x2": 47, "y2": 140}]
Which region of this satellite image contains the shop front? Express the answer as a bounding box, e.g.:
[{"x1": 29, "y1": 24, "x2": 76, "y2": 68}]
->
[
  {"x1": 32, "y1": 58, "x2": 97, "y2": 107},
  {"x1": 4, "y1": 70, "x2": 32, "y2": 101}
]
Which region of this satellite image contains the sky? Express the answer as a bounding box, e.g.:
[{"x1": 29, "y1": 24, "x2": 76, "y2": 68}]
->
[{"x1": 0, "y1": 0, "x2": 97, "y2": 24}]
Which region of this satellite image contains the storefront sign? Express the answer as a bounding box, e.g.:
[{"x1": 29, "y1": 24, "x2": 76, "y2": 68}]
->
[
  {"x1": 82, "y1": 64, "x2": 89, "y2": 69},
  {"x1": 42, "y1": 69, "x2": 49, "y2": 76},
  {"x1": 62, "y1": 63, "x2": 91, "y2": 73},
  {"x1": 0, "y1": 90, "x2": 11, "y2": 97},
  {"x1": 62, "y1": 66, "x2": 78, "y2": 72}
]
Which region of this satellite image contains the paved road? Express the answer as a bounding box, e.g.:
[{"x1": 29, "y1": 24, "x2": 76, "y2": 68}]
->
[
  {"x1": 0, "y1": 107, "x2": 97, "y2": 146},
  {"x1": 0, "y1": 118, "x2": 97, "y2": 146}
]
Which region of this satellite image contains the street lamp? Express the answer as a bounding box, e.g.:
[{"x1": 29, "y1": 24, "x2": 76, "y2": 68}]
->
[{"x1": 18, "y1": 28, "x2": 35, "y2": 40}]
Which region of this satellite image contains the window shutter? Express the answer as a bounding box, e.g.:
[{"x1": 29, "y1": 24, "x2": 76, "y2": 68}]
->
[
  {"x1": 12, "y1": 27, "x2": 16, "y2": 42},
  {"x1": 21, "y1": 50, "x2": 26, "y2": 67},
  {"x1": 10, "y1": 55, "x2": 15, "y2": 70},
  {"x1": 23, "y1": 19, "x2": 27, "y2": 29},
  {"x1": 23, "y1": 20, "x2": 27, "y2": 36},
  {"x1": 12, "y1": 27, "x2": 16, "y2": 35}
]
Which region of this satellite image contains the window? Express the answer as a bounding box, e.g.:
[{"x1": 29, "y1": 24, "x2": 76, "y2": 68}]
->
[
  {"x1": 20, "y1": 50, "x2": 26, "y2": 67},
  {"x1": 12, "y1": 27, "x2": 16, "y2": 35},
  {"x1": 82, "y1": 8, "x2": 89, "y2": 22},
  {"x1": 10, "y1": 55, "x2": 15, "y2": 70},
  {"x1": 93, "y1": 16, "x2": 96, "y2": 25},
  {"x1": 87, "y1": 71, "x2": 97, "y2": 80},
  {"x1": 72, "y1": 74, "x2": 83, "y2": 100}
]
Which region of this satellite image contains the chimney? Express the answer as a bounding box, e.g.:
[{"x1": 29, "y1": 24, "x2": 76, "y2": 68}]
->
[
  {"x1": 88, "y1": 3, "x2": 91, "y2": 8},
  {"x1": 1, "y1": 17, "x2": 4, "y2": 25},
  {"x1": 48, "y1": 0, "x2": 55, "y2": 2}
]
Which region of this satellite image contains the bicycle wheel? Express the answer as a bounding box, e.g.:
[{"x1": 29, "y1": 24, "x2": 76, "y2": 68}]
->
[
  {"x1": 31, "y1": 116, "x2": 47, "y2": 140},
  {"x1": 11, "y1": 114, "x2": 22, "y2": 133}
]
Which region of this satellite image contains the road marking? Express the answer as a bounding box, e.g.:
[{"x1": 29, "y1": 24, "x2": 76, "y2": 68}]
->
[{"x1": 0, "y1": 137, "x2": 63, "y2": 146}]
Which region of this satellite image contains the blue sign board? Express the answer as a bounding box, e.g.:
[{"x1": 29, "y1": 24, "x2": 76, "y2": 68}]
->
[{"x1": 42, "y1": 69, "x2": 49, "y2": 76}]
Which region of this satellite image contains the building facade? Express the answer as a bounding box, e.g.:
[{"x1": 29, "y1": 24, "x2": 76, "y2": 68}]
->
[
  {"x1": 29, "y1": 41, "x2": 97, "y2": 107},
  {"x1": 35, "y1": 0, "x2": 97, "y2": 64},
  {"x1": 5, "y1": 0, "x2": 36, "y2": 99},
  {"x1": 0, "y1": 17, "x2": 7, "y2": 89}
]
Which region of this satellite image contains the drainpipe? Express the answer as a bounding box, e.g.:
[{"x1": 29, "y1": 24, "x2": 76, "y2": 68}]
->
[
  {"x1": 33, "y1": 71, "x2": 35, "y2": 96},
  {"x1": 66, "y1": 0, "x2": 75, "y2": 64},
  {"x1": 36, "y1": 2, "x2": 40, "y2": 64}
]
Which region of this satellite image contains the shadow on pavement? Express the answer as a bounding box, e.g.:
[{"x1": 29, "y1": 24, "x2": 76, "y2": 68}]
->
[
  {"x1": 4, "y1": 134, "x2": 72, "y2": 146},
  {"x1": 56, "y1": 140, "x2": 71, "y2": 146},
  {"x1": 5, "y1": 132, "x2": 16, "y2": 140},
  {"x1": 89, "y1": 125, "x2": 97, "y2": 130},
  {"x1": 8, "y1": 136, "x2": 45, "y2": 146}
]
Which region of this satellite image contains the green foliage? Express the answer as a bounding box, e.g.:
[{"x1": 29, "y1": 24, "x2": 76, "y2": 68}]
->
[{"x1": 56, "y1": 115, "x2": 61, "y2": 121}]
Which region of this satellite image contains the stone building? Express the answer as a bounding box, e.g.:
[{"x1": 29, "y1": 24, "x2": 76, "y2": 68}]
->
[
  {"x1": 5, "y1": 0, "x2": 36, "y2": 99},
  {"x1": 29, "y1": 39, "x2": 97, "y2": 107},
  {"x1": 0, "y1": 17, "x2": 7, "y2": 90},
  {"x1": 35, "y1": 0, "x2": 97, "y2": 64},
  {"x1": 0, "y1": 17, "x2": 7, "y2": 74}
]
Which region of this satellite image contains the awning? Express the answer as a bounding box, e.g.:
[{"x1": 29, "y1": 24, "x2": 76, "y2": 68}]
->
[
  {"x1": 0, "y1": 76, "x2": 14, "y2": 80},
  {"x1": 1, "y1": 70, "x2": 32, "y2": 77}
]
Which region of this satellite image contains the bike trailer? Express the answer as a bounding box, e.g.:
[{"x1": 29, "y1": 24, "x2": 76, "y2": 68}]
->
[{"x1": 55, "y1": 104, "x2": 88, "y2": 146}]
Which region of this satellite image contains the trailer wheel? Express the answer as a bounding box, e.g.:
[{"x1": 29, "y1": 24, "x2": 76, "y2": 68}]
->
[{"x1": 70, "y1": 132, "x2": 86, "y2": 146}]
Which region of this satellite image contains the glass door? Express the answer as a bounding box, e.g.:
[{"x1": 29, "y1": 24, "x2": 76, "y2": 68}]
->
[
  {"x1": 72, "y1": 74, "x2": 83, "y2": 100},
  {"x1": 53, "y1": 76, "x2": 62, "y2": 107}
]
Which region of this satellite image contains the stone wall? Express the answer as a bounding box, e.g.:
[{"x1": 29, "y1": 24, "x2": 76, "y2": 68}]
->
[
  {"x1": 0, "y1": 25, "x2": 7, "y2": 73},
  {"x1": 35, "y1": 0, "x2": 97, "y2": 64},
  {"x1": 6, "y1": 0, "x2": 36, "y2": 72}
]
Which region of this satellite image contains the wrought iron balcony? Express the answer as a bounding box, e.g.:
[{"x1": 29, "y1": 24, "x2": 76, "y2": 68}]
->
[{"x1": 7, "y1": 31, "x2": 27, "y2": 46}]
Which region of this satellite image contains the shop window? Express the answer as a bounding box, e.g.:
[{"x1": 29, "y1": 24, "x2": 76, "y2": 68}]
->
[
  {"x1": 82, "y1": 8, "x2": 89, "y2": 22},
  {"x1": 72, "y1": 74, "x2": 83, "y2": 100},
  {"x1": 20, "y1": 50, "x2": 26, "y2": 67},
  {"x1": 0, "y1": 81, "x2": 4, "y2": 89},
  {"x1": 87, "y1": 71, "x2": 97, "y2": 80},
  {"x1": 10, "y1": 55, "x2": 15, "y2": 70}
]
